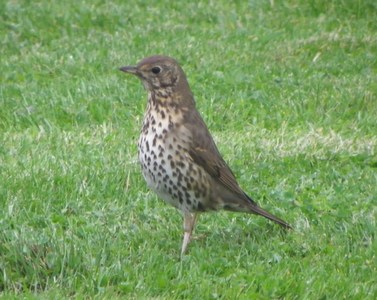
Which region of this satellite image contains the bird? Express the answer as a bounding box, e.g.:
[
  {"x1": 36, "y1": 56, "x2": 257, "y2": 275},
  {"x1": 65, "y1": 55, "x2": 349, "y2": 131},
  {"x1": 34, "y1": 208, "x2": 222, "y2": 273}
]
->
[{"x1": 119, "y1": 55, "x2": 291, "y2": 255}]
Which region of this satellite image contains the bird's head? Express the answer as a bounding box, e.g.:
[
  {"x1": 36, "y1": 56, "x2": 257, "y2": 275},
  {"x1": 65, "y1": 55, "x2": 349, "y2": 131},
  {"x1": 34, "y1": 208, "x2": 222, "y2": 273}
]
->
[
  {"x1": 120, "y1": 55, "x2": 183, "y2": 90},
  {"x1": 120, "y1": 55, "x2": 194, "y2": 106}
]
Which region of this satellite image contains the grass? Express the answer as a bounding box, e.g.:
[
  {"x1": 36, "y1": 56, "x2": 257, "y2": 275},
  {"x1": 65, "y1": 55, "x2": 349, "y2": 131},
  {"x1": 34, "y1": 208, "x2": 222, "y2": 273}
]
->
[{"x1": 1, "y1": 0, "x2": 376, "y2": 298}]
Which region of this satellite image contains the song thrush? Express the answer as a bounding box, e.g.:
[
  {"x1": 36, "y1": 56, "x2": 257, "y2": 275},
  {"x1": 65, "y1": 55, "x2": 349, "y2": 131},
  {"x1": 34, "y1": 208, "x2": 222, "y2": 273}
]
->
[{"x1": 120, "y1": 55, "x2": 291, "y2": 255}]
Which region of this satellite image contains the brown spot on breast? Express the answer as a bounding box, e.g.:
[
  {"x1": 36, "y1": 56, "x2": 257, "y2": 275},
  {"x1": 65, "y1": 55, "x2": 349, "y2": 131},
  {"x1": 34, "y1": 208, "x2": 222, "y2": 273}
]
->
[
  {"x1": 177, "y1": 161, "x2": 185, "y2": 168},
  {"x1": 197, "y1": 202, "x2": 205, "y2": 211},
  {"x1": 177, "y1": 172, "x2": 183, "y2": 182},
  {"x1": 142, "y1": 120, "x2": 150, "y2": 132}
]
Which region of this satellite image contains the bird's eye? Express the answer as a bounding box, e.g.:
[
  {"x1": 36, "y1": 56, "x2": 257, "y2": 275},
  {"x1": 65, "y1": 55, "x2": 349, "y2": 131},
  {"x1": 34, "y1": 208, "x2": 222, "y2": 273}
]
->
[{"x1": 151, "y1": 66, "x2": 161, "y2": 74}]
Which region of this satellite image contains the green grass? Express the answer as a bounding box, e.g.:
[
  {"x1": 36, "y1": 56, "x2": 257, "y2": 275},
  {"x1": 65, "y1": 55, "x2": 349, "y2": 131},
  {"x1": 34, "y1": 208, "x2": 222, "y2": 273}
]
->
[{"x1": 1, "y1": 0, "x2": 376, "y2": 298}]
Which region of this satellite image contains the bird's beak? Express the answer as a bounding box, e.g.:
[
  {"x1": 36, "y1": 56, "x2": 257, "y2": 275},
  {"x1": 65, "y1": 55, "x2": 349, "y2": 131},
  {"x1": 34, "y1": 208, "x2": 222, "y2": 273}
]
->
[{"x1": 119, "y1": 65, "x2": 139, "y2": 75}]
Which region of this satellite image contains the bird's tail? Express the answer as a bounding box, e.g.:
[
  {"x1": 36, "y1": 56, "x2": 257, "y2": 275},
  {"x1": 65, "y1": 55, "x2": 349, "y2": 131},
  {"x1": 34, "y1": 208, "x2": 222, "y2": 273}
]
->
[
  {"x1": 250, "y1": 204, "x2": 292, "y2": 229},
  {"x1": 245, "y1": 193, "x2": 292, "y2": 229}
]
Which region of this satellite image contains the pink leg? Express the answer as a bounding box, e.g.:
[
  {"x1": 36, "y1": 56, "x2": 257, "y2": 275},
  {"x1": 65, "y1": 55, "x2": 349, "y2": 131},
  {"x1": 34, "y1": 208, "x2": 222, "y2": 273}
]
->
[{"x1": 181, "y1": 213, "x2": 197, "y2": 255}]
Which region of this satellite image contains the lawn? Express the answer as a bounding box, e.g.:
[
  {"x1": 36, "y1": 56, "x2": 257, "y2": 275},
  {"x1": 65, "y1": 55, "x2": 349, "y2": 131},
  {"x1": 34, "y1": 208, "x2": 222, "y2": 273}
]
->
[{"x1": 1, "y1": 0, "x2": 376, "y2": 298}]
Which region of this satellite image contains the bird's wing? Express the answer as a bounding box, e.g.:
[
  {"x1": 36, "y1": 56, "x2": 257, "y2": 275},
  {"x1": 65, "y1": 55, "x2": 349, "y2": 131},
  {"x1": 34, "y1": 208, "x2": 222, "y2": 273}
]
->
[
  {"x1": 184, "y1": 110, "x2": 250, "y2": 200},
  {"x1": 183, "y1": 109, "x2": 292, "y2": 229}
]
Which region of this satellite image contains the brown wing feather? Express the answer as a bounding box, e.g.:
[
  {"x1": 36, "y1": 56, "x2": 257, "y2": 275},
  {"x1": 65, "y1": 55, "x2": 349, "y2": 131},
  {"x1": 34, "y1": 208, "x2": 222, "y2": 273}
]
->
[
  {"x1": 184, "y1": 110, "x2": 248, "y2": 199},
  {"x1": 183, "y1": 109, "x2": 292, "y2": 229}
]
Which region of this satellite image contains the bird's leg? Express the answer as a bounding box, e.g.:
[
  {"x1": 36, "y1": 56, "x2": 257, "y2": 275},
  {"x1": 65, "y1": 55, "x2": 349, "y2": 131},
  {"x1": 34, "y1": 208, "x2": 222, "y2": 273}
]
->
[{"x1": 181, "y1": 212, "x2": 197, "y2": 255}]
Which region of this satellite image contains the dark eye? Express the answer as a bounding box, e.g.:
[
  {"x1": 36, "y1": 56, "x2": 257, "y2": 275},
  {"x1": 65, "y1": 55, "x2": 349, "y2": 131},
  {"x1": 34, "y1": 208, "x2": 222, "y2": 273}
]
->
[{"x1": 151, "y1": 66, "x2": 161, "y2": 74}]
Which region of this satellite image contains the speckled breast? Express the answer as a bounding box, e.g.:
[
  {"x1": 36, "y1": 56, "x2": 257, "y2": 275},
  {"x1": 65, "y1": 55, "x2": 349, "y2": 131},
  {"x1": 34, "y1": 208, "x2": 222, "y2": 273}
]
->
[{"x1": 137, "y1": 102, "x2": 209, "y2": 213}]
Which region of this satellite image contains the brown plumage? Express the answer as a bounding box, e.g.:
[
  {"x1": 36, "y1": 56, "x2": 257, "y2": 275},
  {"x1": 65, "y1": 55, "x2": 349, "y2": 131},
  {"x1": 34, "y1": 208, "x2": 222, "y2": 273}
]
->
[{"x1": 120, "y1": 55, "x2": 291, "y2": 254}]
